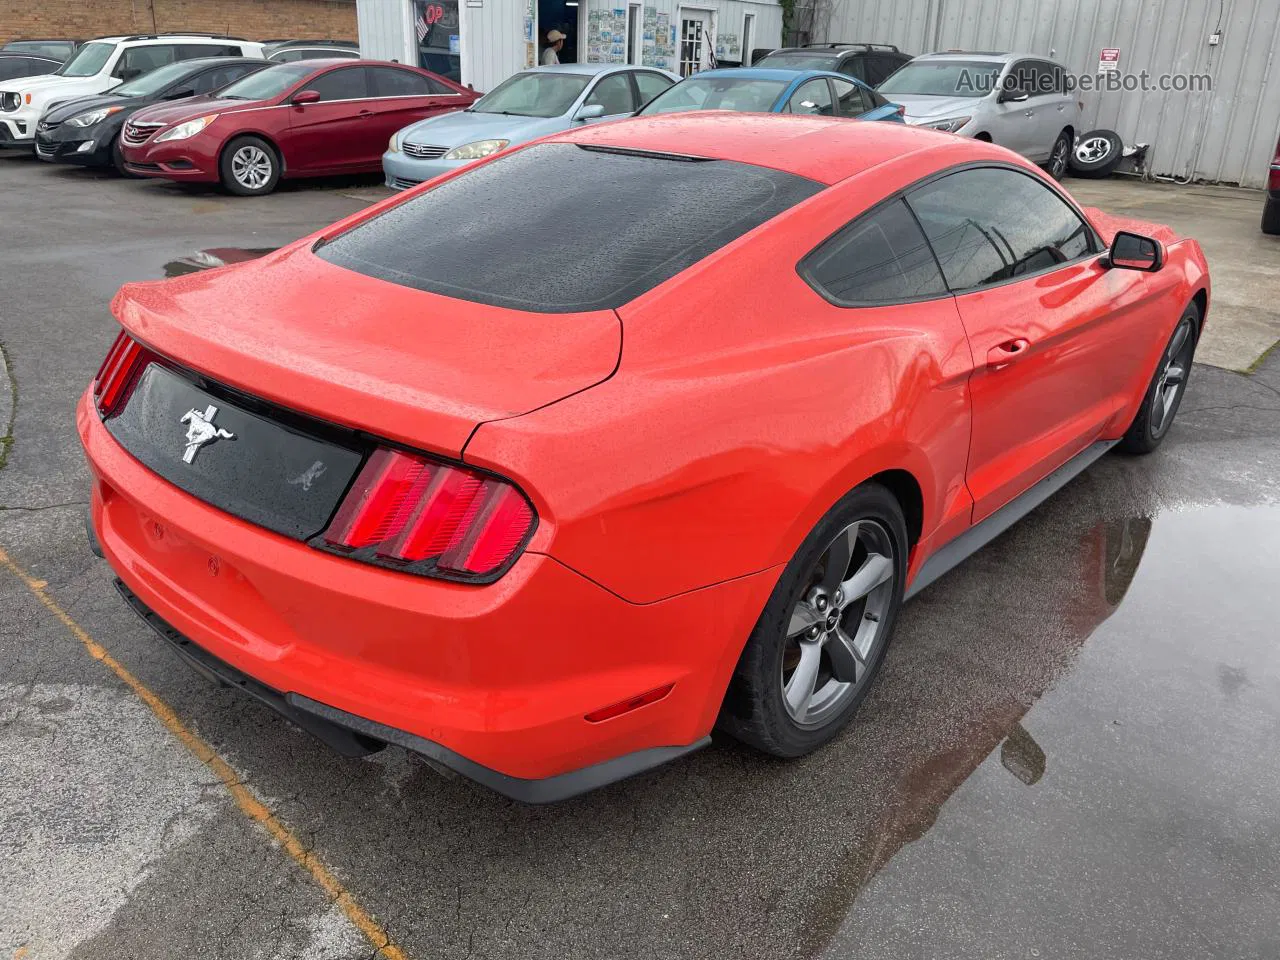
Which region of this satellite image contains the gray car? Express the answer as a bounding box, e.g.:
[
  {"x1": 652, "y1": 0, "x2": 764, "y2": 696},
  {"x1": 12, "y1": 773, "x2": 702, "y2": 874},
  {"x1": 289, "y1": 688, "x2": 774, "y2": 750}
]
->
[
  {"x1": 876, "y1": 51, "x2": 1081, "y2": 179},
  {"x1": 382, "y1": 63, "x2": 679, "y2": 190}
]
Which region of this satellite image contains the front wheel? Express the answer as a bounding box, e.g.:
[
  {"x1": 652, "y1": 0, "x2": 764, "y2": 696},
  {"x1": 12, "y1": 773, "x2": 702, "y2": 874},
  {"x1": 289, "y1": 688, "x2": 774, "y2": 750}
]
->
[
  {"x1": 1118, "y1": 304, "x2": 1199, "y2": 455},
  {"x1": 111, "y1": 135, "x2": 138, "y2": 178},
  {"x1": 719, "y1": 483, "x2": 907, "y2": 757},
  {"x1": 1263, "y1": 196, "x2": 1280, "y2": 236},
  {"x1": 219, "y1": 136, "x2": 280, "y2": 196}
]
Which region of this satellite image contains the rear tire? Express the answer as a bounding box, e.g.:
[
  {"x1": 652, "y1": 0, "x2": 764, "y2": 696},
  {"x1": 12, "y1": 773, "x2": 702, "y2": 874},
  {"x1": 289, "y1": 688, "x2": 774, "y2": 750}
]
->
[
  {"x1": 1263, "y1": 196, "x2": 1280, "y2": 236},
  {"x1": 718, "y1": 483, "x2": 908, "y2": 758},
  {"x1": 219, "y1": 135, "x2": 280, "y2": 196},
  {"x1": 1118, "y1": 303, "x2": 1199, "y2": 455}
]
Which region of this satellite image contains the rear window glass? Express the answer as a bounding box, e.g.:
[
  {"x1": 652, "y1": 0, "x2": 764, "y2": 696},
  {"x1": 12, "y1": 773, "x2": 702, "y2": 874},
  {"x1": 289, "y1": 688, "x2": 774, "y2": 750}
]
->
[{"x1": 317, "y1": 143, "x2": 822, "y2": 312}]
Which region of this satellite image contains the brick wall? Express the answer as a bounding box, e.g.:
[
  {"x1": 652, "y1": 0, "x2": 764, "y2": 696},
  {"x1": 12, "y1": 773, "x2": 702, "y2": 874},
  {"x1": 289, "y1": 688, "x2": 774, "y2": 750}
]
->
[{"x1": 3, "y1": 0, "x2": 357, "y2": 45}]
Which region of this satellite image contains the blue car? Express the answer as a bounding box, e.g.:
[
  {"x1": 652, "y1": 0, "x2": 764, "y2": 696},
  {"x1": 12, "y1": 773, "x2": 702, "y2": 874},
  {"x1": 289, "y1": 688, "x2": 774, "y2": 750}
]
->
[{"x1": 636, "y1": 67, "x2": 904, "y2": 122}]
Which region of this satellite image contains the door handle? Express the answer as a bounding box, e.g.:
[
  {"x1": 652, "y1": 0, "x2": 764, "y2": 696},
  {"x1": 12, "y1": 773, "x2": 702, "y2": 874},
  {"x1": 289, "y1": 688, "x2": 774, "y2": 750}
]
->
[
  {"x1": 358, "y1": 110, "x2": 374, "y2": 119},
  {"x1": 987, "y1": 338, "x2": 1030, "y2": 370},
  {"x1": 1024, "y1": 110, "x2": 1034, "y2": 118}
]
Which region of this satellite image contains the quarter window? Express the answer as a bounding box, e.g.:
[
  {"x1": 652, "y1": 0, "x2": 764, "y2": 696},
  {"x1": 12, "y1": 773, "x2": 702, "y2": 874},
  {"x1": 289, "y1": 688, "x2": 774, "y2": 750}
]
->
[
  {"x1": 803, "y1": 198, "x2": 947, "y2": 305},
  {"x1": 906, "y1": 167, "x2": 1097, "y2": 292},
  {"x1": 830, "y1": 78, "x2": 871, "y2": 116},
  {"x1": 306, "y1": 66, "x2": 370, "y2": 101},
  {"x1": 788, "y1": 79, "x2": 834, "y2": 116}
]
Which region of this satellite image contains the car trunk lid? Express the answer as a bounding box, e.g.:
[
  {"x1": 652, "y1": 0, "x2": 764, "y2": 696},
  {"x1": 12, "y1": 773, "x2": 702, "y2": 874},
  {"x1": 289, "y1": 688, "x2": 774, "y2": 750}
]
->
[{"x1": 110, "y1": 244, "x2": 622, "y2": 460}]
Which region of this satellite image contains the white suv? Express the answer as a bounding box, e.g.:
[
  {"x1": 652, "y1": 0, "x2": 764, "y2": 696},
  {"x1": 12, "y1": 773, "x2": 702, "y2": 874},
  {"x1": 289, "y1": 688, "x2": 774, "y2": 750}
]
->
[{"x1": 0, "y1": 33, "x2": 265, "y2": 148}]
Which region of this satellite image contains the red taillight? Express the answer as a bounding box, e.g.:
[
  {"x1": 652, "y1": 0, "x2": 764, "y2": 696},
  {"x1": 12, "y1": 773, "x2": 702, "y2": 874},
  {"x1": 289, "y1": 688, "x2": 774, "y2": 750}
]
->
[
  {"x1": 93, "y1": 330, "x2": 155, "y2": 416},
  {"x1": 322, "y1": 447, "x2": 535, "y2": 580}
]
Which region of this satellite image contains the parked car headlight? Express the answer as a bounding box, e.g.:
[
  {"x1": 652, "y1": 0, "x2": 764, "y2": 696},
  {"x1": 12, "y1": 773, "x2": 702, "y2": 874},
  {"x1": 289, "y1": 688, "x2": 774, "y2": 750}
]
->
[
  {"x1": 387, "y1": 132, "x2": 400, "y2": 153},
  {"x1": 921, "y1": 116, "x2": 972, "y2": 133},
  {"x1": 155, "y1": 114, "x2": 218, "y2": 142},
  {"x1": 443, "y1": 139, "x2": 509, "y2": 161},
  {"x1": 1, "y1": 92, "x2": 20, "y2": 112},
  {"x1": 67, "y1": 106, "x2": 123, "y2": 127}
]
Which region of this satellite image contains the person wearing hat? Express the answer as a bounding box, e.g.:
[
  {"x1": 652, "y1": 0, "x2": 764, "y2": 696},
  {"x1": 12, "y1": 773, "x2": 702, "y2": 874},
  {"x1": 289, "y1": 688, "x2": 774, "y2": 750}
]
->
[{"x1": 542, "y1": 29, "x2": 566, "y2": 65}]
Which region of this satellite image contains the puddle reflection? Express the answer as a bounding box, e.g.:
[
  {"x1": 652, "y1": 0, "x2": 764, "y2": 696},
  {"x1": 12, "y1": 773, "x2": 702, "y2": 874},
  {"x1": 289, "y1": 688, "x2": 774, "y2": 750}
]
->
[{"x1": 162, "y1": 247, "x2": 277, "y2": 278}]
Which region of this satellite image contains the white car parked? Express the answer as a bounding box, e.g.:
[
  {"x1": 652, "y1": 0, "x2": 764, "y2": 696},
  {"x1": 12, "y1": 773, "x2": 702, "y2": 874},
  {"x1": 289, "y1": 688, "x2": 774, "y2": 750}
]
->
[
  {"x1": 877, "y1": 51, "x2": 1083, "y2": 180},
  {"x1": 0, "y1": 33, "x2": 265, "y2": 149}
]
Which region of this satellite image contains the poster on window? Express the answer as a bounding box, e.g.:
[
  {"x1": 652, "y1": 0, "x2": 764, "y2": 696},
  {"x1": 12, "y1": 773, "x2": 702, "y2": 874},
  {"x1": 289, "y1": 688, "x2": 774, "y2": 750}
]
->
[{"x1": 414, "y1": 0, "x2": 461, "y2": 82}]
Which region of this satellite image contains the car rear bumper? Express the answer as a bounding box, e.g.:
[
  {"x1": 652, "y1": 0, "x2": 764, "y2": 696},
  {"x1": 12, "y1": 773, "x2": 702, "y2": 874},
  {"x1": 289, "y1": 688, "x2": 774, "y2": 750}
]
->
[{"x1": 78, "y1": 389, "x2": 772, "y2": 796}]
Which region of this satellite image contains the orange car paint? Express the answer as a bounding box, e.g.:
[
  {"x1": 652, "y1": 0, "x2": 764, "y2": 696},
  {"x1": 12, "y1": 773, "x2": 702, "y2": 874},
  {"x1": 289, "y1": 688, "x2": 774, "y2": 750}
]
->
[{"x1": 82, "y1": 115, "x2": 1210, "y2": 787}]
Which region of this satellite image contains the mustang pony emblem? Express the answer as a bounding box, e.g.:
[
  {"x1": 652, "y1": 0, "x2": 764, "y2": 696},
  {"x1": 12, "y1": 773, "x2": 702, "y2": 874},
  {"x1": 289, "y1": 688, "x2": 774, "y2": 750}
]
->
[{"x1": 179, "y1": 404, "x2": 235, "y2": 463}]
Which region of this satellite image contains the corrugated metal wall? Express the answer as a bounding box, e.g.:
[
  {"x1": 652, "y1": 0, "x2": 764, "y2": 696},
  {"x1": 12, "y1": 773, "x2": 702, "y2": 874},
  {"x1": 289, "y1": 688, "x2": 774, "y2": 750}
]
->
[
  {"x1": 358, "y1": 0, "x2": 416, "y2": 63},
  {"x1": 462, "y1": 0, "x2": 532, "y2": 92},
  {"x1": 819, "y1": 0, "x2": 1280, "y2": 187}
]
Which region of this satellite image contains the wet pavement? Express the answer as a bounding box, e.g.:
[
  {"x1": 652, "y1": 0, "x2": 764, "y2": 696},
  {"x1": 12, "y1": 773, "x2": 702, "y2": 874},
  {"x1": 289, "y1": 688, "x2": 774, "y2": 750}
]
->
[{"x1": 1, "y1": 153, "x2": 1278, "y2": 959}]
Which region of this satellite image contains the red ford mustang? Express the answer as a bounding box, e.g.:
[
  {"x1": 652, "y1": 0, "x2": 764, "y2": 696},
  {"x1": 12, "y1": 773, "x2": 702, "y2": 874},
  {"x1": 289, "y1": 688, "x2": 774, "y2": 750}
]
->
[
  {"x1": 119, "y1": 59, "x2": 477, "y2": 195},
  {"x1": 80, "y1": 115, "x2": 1209, "y2": 801}
]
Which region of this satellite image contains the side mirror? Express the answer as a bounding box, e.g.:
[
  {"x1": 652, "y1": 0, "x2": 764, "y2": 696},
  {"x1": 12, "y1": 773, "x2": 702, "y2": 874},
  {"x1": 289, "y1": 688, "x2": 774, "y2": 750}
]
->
[
  {"x1": 573, "y1": 103, "x2": 606, "y2": 121},
  {"x1": 998, "y1": 89, "x2": 1029, "y2": 103},
  {"x1": 165, "y1": 86, "x2": 195, "y2": 100},
  {"x1": 291, "y1": 89, "x2": 321, "y2": 106},
  {"x1": 1105, "y1": 231, "x2": 1164, "y2": 272}
]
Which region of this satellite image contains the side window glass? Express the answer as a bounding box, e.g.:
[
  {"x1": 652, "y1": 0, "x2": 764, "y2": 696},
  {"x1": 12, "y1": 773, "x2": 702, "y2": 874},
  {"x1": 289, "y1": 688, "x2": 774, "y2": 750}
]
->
[
  {"x1": 369, "y1": 66, "x2": 434, "y2": 97},
  {"x1": 306, "y1": 66, "x2": 370, "y2": 101},
  {"x1": 839, "y1": 55, "x2": 867, "y2": 82},
  {"x1": 907, "y1": 167, "x2": 1097, "y2": 291},
  {"x1": 788, "y1": 79, "x2": 834, "y2": 116},
  {"x1": 830, "y1": 77, "x2": 871, "y2": 116},
  {"x1": 271, "y1": 49, "x2": 304, "y2": 62},
  {"x1": 633, "y1": 70, "x2": 673, "y2": 105},
  {"x1": 803, "y1": 198, "x2": 947, "y2": 304},
  {"x1": 117, "y1": 44, "x2": 178, "y2": 78},
  {"x1": 585, "y1": 73, "x2": 636, "y2": 115}
]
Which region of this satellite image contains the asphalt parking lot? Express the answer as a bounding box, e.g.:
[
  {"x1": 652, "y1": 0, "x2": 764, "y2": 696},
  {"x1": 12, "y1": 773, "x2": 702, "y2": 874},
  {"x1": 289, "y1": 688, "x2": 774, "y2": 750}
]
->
[{"x1": 2, "y1": 153, "x2": 1279, "y2": 960}]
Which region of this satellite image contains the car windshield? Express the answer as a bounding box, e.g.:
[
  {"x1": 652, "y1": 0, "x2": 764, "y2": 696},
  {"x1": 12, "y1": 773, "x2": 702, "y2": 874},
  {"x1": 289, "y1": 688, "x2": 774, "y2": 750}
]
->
[
  {"x1": 113, "y1": 60, "x2": 199, "y2": 97},
  {"x1": 471, "y1": 72, "x2": 590, "y2": 118},
  {"x1": 54, "y1": 41, "x2": 114, "y2": 78},
  {"x1": 218, "y1": 62, "x2": 314, "y2": 100},
  {"x1": 754, "y1": 51, "x2": 839, "y2": 71},
  {"x1": 639, "y1": 76, "x2": 788, "y2": 115},
  {"x1": 877, "y1": 60, "x2": 1003, "y2": 97}
]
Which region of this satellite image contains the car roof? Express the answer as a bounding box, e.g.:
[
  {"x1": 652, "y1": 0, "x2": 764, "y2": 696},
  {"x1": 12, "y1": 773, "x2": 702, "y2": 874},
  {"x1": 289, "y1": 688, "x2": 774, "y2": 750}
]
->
[
  {"x1": 167, "y1": 55, "x2": 265, "y2": 69},
  {"x1": 550, "y1": 111, "x2": 1007, "y2": 185},
  {"x1": 688, "y1": 67, "x2": 825, "y2": 82},
  {"x1": 521, "y1": 62, "x2": 647, "y2": 77},
  {"x1": 914, "y1": 51, "x2": 1031, "y2": 63}
]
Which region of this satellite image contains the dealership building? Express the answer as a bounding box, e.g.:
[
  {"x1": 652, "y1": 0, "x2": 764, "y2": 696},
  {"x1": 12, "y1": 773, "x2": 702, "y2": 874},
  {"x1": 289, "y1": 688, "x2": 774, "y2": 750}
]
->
[
  {"x1": 808, "y1": 0, "x2": 1280, "y2": 188},
  {"x1": 357, "y1": 0, "x2": 782, "y2": 94}
]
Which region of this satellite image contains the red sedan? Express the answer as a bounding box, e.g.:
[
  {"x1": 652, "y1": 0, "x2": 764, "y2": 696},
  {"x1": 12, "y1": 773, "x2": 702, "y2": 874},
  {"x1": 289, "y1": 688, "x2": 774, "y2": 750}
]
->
[
  {"x1": 120, "y1": 59, "x2": 477, "y2": 195},
  {"x1": 81, "y1": 115, "x2": 1209, "y2": 801}
]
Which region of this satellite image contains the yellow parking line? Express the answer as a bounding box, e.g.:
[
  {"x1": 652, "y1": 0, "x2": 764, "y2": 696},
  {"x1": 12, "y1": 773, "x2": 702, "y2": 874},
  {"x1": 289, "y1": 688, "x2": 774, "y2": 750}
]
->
[{"x1": 0, "y1": 545, "x2": 409, "y2": 960}]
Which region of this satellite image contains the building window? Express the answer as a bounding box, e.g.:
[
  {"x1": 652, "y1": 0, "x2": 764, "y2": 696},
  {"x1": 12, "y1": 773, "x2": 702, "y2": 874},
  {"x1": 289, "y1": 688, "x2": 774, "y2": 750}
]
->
[{"x1": 414, "y1": 0, "x2": 461, "y2": 83}]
